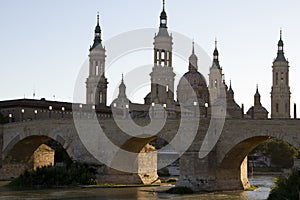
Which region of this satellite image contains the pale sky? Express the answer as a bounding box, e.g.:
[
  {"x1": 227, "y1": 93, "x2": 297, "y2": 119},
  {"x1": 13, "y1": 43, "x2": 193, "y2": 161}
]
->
[{"x1": 0, "y1": 0, "x2": 299, "y2": 115}]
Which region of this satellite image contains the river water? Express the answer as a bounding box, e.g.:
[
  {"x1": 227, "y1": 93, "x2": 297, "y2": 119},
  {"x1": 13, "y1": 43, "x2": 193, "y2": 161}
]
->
[{"x1": 0, "y1": 176, "x2": 275, "y2": 200}]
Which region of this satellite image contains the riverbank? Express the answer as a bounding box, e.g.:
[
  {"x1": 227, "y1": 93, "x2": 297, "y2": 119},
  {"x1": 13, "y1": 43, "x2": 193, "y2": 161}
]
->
[{"x1": 0, "y1": 175, "x2": 275, "y2": 200}]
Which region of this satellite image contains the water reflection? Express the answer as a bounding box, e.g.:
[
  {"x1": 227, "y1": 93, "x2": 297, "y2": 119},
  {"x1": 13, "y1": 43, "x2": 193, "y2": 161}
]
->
[{"x1": 0, "y1": 176, "x2": 275, "y2": 200}]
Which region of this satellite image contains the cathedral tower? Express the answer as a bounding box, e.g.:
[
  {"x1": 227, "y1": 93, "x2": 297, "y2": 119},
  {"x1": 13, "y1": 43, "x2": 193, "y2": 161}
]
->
[
  {"x1": 86, "y1": 14, "x2": 108, "y2": 106},
  {"x1": 271, "y1": 30, "x2": 291, "y2": 118},
  {"x1": 208, "y1": 40, "x2": 223, "y2": 104},
  {"x1": 150, "y1": 0, "x2": 175, "y2": 105}
]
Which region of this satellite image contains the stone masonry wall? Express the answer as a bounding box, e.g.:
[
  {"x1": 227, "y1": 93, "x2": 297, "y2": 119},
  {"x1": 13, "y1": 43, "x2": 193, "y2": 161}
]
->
[{"x1": 32, "y1": 144, "x2": 54, "y2": 170}]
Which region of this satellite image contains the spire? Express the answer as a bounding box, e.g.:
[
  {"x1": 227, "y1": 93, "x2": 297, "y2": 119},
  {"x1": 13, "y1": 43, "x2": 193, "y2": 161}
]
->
[
  {"x1": 212, "y1": 38, "x2": 221, "y2": 69},
  {"x1": 189, "y1": 41, "x2": 198, "y2": 72},
  {"x1": 160, "y1": 0, "x2": 167, "y2": 28},
  {"x1": 255, "y1": 84, "x2": 260, "y2": 96},
  {"x1": 275, "y1": 29, "x2": 286, "y2": 62},
  {"x1": 192, "y1": 40, "x2": 195, "y2": 54},
  {"x1": 90, "y1": 12, "x2": 102, "y2": 51},
  {"x1": 118, "y1": 74, "x2": 127, "y2": 98},
  {"x1": 254, "y1": 84, "x2": 261, "y2": 107},
  {"x1": 227, "y1": 80, "x2": 234, "y2": 100}
]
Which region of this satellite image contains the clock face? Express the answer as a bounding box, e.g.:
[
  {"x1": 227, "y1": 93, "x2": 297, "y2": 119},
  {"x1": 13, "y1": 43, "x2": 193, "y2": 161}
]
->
[
  {"x1": 279, "y1": 46, "x2": 283, "y2": 50},
  {"x1": 161, "y1": 19, "x2": 166, "y2": 24}
]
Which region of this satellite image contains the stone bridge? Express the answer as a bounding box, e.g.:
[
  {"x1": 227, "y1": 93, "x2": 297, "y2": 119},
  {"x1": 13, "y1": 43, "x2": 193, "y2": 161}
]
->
[{"x1": 0, "y1": 118, "x2": 300, "y2": 191}]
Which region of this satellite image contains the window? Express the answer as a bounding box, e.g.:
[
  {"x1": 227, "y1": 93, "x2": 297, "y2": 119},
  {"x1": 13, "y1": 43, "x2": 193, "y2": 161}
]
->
[
  {"x1": 276, "y1": 103, "x2": 279, "y2": 113},
  {"x1": 275, "y1": 73, "x2": 278, "y2": 85},
  {"x1": 100, "y1": 64, "x2": 104, "y2": 76},
  {"x1": 166, "y1": 85, "x2": 169, "y2": 92},
  {"x1": 99, "y1": 92, "x2": 103, "y2": 104},
  {"x1": 214, "y1": 80, "x2": 218, "y2": 88},
  {"x1": 96, "y1": 66, "x2": 99, "y2": 76}
]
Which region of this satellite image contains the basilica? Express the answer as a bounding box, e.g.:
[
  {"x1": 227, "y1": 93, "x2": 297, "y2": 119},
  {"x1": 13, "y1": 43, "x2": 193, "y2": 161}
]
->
[
  {"x1": 0, "y1": 1, "x2": 293, "y2": 122},
  {"x1": 85, "y1": 1, "x2": 291, "y2": 120}
]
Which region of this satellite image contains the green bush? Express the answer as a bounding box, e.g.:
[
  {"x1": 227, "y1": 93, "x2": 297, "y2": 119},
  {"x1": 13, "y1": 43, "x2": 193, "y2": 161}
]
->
[
  {"x1": 268, "y1": 170, "x2": 300, "y2": 200},
  {"x1": 166, "y1": 186, "x2": 194, "y2": 194},
  {"x1": 8, "y1": 162, "x2": 97, "y2": 188}
]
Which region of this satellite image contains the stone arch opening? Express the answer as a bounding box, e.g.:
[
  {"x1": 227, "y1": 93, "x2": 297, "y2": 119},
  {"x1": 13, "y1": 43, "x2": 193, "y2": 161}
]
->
[
  {"x1": 217, "y1": 135, "x2": 300, "y2": 191},
  {"x1": 100, "y1": 136, "x2": 159, "y2": 185},
  {"x1": 1, "y1": 135, "x2": 71, "y2": 180}
]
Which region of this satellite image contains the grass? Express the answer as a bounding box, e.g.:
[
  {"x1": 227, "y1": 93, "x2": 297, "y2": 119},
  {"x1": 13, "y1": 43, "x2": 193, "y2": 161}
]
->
[{"x1": 245, "y1": 185, "x2": 260, "y2": 191}]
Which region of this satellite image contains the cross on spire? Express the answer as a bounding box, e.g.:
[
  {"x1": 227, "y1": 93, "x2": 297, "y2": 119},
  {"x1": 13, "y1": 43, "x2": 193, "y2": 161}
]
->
[
  {"x1": 215, "y1": 38, "x2": 218, "y2": 49},
  {"x1": 192, "y1": 40, "x2": 195, "y2": 54}
]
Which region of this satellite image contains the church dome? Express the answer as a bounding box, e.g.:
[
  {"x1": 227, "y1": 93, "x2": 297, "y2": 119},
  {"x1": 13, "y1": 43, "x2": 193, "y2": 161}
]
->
[{"x1": 179, "y1": 71, "x2": 207, "y2": 89}]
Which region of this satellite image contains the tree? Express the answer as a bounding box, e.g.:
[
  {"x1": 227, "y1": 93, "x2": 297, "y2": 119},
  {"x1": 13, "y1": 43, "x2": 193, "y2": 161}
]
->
[{"x1": 253, "y1": 139, "x2": 298, "y2": 168}]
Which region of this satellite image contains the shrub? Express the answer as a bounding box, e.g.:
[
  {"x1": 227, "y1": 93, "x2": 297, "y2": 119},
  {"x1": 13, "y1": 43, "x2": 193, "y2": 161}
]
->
[
  {"x1": 8, "y1": 162, "x2": 97, "y2": 188},
  {"x1": 268, "y1": 170, "x2": 300, "y2": 200},
  {"x1": 166, "y1": 186, "x2": 194, "y2": 194}
]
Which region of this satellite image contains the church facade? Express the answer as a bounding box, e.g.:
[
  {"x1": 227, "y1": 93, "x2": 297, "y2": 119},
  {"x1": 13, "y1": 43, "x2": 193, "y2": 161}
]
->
[{"x1": 86, "y1": 1, "x2": 291, "y2": 120}]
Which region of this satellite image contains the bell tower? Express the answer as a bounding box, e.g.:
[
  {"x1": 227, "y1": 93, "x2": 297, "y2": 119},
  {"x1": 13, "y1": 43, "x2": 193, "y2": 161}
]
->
[
  {"x1": 271, "y1": 30, "x2": 291, "y2": 118},
  {"x1": 150, "y1": 0, "x2": 175, "y2": 105},
  {"x1": 208, "y1": 40, "x2": 223, "y2": 104},
  {"x1": 86, "y1": 13, "x2": 108, "y2": 106}
]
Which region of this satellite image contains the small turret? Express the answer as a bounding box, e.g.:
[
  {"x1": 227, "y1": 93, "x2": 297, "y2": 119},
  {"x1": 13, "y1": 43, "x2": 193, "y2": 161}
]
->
[
  {"x1": 188, "y1": 41, "x2": 198, "y2": 72},
  {"x1": 90, "y1": 13, "x2": 103, "y2": 50},
  {"x1": 274, "y1": 29, "x2": 287, "y2": 62}
]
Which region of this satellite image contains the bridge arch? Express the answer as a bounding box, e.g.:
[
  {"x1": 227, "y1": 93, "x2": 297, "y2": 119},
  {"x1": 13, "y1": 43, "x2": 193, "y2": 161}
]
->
[
  {"x1": 0, "y1": 120, "x2": 99, "y2": 180},
  {"x1": 216, "y1": 120, "x2": 300, "y2": 190},
  {"x1": 1, "y1": 134, "x2": 72, "y2": 180}
]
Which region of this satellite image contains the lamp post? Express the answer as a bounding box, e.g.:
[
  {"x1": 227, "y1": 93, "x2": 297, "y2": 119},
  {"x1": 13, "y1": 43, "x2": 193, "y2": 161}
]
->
[
  {"x1": 92, "y1": 105, "x2": 96, "y2": 119},
  {"x1": 151, "y1": 102, "x2": 155, "y2": 118},
  {"x1": 205, "y1": 103, "x2": 208, "y2": 118},
  {"x1": 79, "y1": 104, "x2": 83, "y2": 118},
  {"x1": 21, "y1": 109, "x2": 25, "y2": 121},
  {"x1": 163, "y1": 103, "x2": 167, "y2": 118},
  {"x1": 49, "y1": 106, "x2": 52, "y2": 118},
  {"x1": 61, "y1": 107, "x2": 65, "y2": 118},
  {"x1": 9, "y1": 113, "x2": 12, "y2": 123},
  {"x1": 34, "y1": 110, "x2": 38, "y2": 120},
  {"x1": 193, "y1": 101, "x2": 198, "y2": 117},
  {"x1": 125, "y1": 104, "x2": 129, "y2": 118}
]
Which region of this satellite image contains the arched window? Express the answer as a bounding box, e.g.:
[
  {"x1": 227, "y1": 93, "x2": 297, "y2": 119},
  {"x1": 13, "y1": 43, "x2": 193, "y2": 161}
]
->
[
  {"x1": 100, "y1": 64, "x2": 104, "y2": 76},
  {"x1": 275, "y1": 72, "x2": 278, "y2": 85},
  {"x1": 276, "y1": 103, "x2": 279, "y2": 113},
  {"x1": 99, "y1": 92, "x2": 103, "y2": 104}
]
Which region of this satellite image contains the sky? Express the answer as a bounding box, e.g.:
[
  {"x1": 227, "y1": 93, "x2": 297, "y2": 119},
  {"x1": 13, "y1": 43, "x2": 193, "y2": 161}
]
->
[{"x1": 0, "y1": 0, "x2": 299, "y2": 116}]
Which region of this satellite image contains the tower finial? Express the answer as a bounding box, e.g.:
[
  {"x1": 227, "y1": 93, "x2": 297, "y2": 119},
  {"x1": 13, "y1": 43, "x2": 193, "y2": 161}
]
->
[
  {"x1": 280, "y1": 28, "x2": 282, "y2": 40},
  {"x1": 215, "y1": 38, "x2": 217, "y2": 49},
  {"x1": 122, "y1": 73, "x2": 124, "y2": 82},
  {"x1": 97, "y1": 12, "x2": 100, "y2": 25},
  {"x1": 192, "y1": 40, "x2": 195, "y2": 54},
  {"x1": 163, "y1": 0, "x2": 165, "y2": 10}
]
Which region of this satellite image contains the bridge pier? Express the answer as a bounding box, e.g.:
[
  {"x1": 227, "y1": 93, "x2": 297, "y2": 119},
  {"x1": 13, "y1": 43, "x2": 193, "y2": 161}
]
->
[
  {"x1": 177, "y1": 151, "x2": 250, "y2": 191},
  {"x1": 96, "y1": 145, "x2": 159, "y2": 185},
  {"x1": 0, "y1": 125, "x2": 3, "y2": 169}
]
